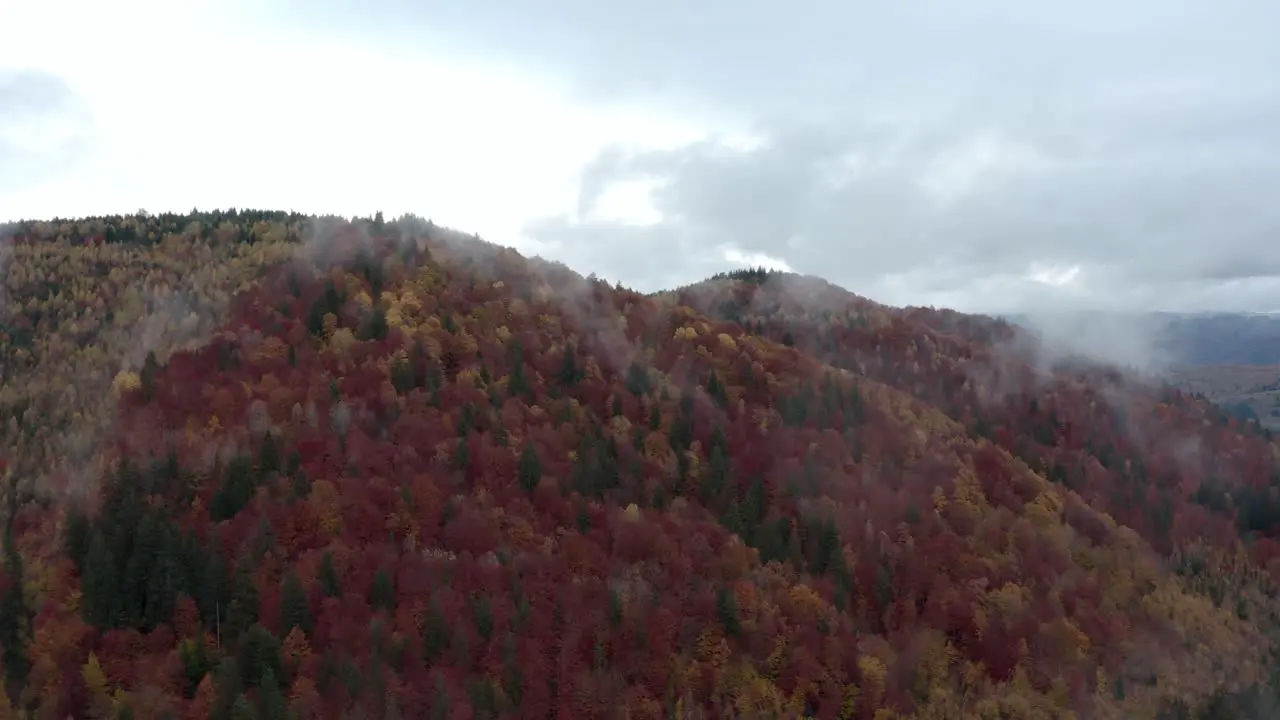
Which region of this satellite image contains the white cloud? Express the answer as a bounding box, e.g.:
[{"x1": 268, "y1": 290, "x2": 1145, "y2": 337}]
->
[
  {"x1": 0, "y1": 0, "x2": 729, "y2": 254},
  {"x1": 585, "y1": 177, "x2": 667, "y2": 226},
  {"x1": 1026, "y1": 262, "x2": 1083, "y2": 288},
  {"x1": 720, "y1": 245, "x2": 793, "y2": 273}
]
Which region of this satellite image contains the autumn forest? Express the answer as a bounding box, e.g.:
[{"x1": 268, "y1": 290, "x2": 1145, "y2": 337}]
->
[{"x1": 1, "y1": 210, "x2": 1279, "y2": 719}]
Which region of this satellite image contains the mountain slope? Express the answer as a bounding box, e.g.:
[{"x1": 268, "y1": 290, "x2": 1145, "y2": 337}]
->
[
  {"x1": 0, "y1": 216, "x2": 1275, "y2": 719},
  {"x1": 667, "y1": 269, "x2": 1280, "y2": 712},
  {"x1": 667, "y1": 270, "x2": 1280, "y2": 562}
]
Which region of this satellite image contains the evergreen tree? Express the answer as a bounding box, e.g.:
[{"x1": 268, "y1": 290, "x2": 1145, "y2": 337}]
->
[
  {"x1": 229, "y1": 693, "x2": 256, "y2": 720},
  {"x1": 360, "y1": 305, "x2": 389, "y2": 341},
  {"x1": 280, "y1": 570, "x2": 312, "y2": 637},
  {"x1": 81, "y1": 529, "x2": 119, "y2": 628},
  {"x1": 370, "y1": 568, "x2": 396, "y2": 613},
  {"x1": 0, "y1": 487, "x2": 31, "y2": 697},
  {"x1": 422, "y1": 598, "x2": 450, "y2": 664},
  {"x1": 626, "y1": 361, "x2": 651, "y2": 396},
  {"x1": 210, "y1": 657, "x2": 245, "y2": 720},
  {"x1": 259, "y1": 432, "x2": 280, "y2": 475},
  {"x1": 238, "y1": 624, "x2": 284, "y2": 689},
  {"x1": 391, "y1": 356, "x2": 415, "y2": 394},
  {"x1": 518, "y1": 441, "x2": 542, "y2": 494},
  {"x1": 716, "y1": 585, "x2": 741, "y2": 639},
  {"x1": 319, "y1": 551, "x2": 341, "y2": 598},
  {"x1": 258, "y1": 667, "x2": 288, "y2": 720},
  {"x1": 226, "y1": 565, "x2": 261, "y2": 642},
  {"x1": 472, "y1": 595, "x2": 494, "y2": 643},
  {"x1": 558, "y1": 342, "x2": 583, "y2": 387}
]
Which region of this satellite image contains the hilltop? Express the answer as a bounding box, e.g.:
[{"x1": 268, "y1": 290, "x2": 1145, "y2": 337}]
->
[{"x1": 0, "y1": 212, "x2": 1278, "y2": 719}]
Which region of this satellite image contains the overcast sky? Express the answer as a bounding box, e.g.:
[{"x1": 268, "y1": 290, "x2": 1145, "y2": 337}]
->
[{"x1": 3, "y1": 0, "x2": 1279, "y2": 313}]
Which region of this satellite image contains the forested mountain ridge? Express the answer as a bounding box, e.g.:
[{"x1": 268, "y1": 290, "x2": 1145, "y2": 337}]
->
[
  {"x1": 0, "y1": 212, "x2": 1277, "y2": 719},
  {"x1": 669, "y1": 271, "x2": 1280, "y2": 556}
]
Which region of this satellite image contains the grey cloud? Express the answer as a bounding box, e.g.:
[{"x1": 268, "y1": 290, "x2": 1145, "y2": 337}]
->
[
  {"x1": 246, "y1": 0, "x2": 1280, "y2": 312},
  {"x1": 255, "y1": 1, "x2": 1279, "y2": 119},
  {"x1": 524, "y1": 100, "x2": 1280, "y2": 312},
  {"x1": 0, "y1": 69, "x2": 93, "y2": 195}
]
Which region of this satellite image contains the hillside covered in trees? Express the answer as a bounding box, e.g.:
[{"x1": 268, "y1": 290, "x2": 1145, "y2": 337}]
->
[{"x1": 1, "y1": 211, "x2": 1279, "y2": 719}]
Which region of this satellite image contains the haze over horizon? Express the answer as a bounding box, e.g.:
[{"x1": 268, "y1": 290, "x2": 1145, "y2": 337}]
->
[{"x1": 3, "y1": 0, "x2": 1279, "y2": 315}]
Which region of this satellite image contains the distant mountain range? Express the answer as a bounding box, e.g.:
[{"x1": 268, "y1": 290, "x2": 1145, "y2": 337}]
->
[{"x1": 1000, "y1": 310, "x2": 1280, "y2": 367}]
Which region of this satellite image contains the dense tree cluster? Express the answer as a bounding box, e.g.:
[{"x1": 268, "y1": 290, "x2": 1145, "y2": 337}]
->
[
  {"x1": 0, "y1": 215, "x2": 1276, "y2": 718},
  {"x1": 670, "y1": 271, "x2": 1280, "y2": 564},
  {"x1": 672, "y1": 270, "x2": 1280, "y2": 714}
]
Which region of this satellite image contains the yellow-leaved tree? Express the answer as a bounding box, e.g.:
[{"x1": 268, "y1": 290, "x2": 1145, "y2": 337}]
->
[
  {"x1": 0, "y1": 682, "x2": 15, "y2": 720},
  {"x1": 81, "y1": 651, "x2": 113, "y2": 719}
]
